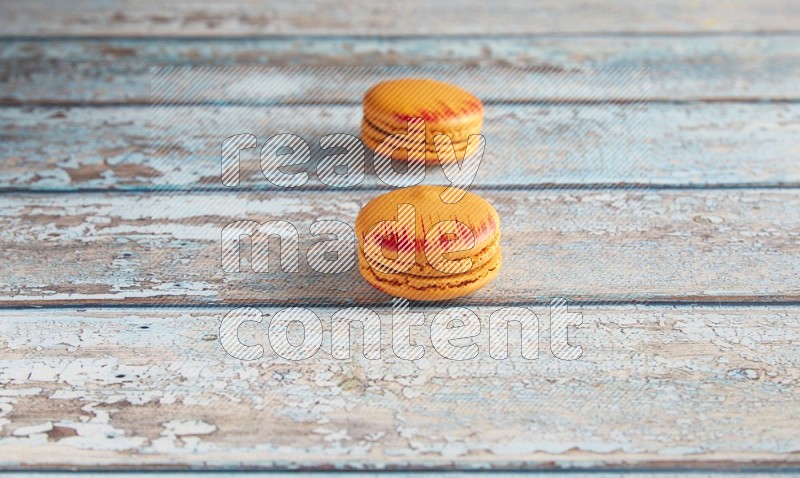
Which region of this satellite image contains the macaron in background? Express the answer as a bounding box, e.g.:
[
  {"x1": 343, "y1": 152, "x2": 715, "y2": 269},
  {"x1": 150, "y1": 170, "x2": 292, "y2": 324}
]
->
[
  {"x1": 355, "y1": 185, "x2": 501, "y2": 301},
  {"x1": 361, "y1": 78, "x2": 484, "y2": 164}
]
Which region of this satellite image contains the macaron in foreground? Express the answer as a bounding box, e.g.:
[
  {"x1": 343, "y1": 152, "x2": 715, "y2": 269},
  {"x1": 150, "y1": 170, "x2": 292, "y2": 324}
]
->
[{"x1": 355, "y1": 185, "x2": 501, "y2": 301}]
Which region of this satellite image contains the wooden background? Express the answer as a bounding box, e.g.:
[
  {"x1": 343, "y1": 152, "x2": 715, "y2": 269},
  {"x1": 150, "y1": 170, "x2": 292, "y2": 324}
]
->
[{"x1": 1, "y1": 0, "x2": 799, "y2": 473}]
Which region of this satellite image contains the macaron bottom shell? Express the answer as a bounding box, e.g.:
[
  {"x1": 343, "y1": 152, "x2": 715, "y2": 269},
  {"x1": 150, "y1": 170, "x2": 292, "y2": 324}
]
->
[
  {"x1": 361, "y1": 118, "x2": 481, "y2": 164},
  {"x1": 358, "y1": 249, "x2": 502, "y2": 301},
  {"x1": 362, "y1": 237, "x2": 501, "y2": 278}
]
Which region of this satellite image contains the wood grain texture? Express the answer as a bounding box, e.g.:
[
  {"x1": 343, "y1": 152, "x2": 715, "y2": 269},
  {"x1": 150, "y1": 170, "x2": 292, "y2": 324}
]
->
[
  {"x1": 2, "y1": 0, "x2": 799, "y2": 36},
  {"x1": 3, "y1": 102, "x2": 799, "y2": 191},
  {"x1": 1, "y1": 1, "x2": 798, "y2": 472},
  {"x1": 2, "y1": 36, "x2": 799, "y2": 103},
  {"x1": 1, "y1": 305, "x2": 798, "y2": 470},
  {"x1": 1, "y1": 189, "x2": 798, "y2": 307}
]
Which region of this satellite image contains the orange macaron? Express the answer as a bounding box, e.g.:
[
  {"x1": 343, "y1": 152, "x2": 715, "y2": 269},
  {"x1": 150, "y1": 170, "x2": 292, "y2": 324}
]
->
[
  {"x1": 361, "y1": 79, "x2": 484, "y2": 164},
  {"x1": 356, "y1": 185, "x2": 501, "y2": 301}
]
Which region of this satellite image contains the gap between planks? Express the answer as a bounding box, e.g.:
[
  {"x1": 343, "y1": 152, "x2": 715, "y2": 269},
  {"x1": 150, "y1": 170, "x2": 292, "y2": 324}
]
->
[{"x1": 9, "y1": 99, "x2": 800, "y2": 107}]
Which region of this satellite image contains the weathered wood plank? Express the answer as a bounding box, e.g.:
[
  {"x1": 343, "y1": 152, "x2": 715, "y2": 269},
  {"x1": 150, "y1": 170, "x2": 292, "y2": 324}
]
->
[
  {"x1": 3, "y1": 102, "x2": 799, "y2": 191},
  {"x1": 2, "y1": 36, "x2": 799, "y2": 103},
  {"x1": 2, "y1": 0, "x2": 799, "y2": 36},
  {"x1": 1, "y1": 305, "x2": 798, "y2": 470},
  {"x1": 1, "y1": 189, "x2": 798, "y2": 307}
]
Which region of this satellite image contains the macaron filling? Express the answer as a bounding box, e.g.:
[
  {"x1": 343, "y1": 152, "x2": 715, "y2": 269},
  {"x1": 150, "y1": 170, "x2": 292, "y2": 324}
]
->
[
  {"x1": 355, "y1": 185, "x2": 502, "y2": 300},
  {"x1": 361, "y1": 78, "x2": 485, "y2": 165},
  {"x1": 359, "y1": 249, "x2": 501, "y2": 290},
  {"x1": 361, "y1": 118, "x2": 474, "y2": 154}
]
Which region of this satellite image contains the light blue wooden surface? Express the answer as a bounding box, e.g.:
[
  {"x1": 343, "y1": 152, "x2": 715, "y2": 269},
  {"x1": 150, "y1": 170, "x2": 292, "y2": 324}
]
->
[
  {"x1": 0, "y1": 0, "x2": 798, "y2": 473},
  {"x1": 2, "y1": 35, "x2": 799, "y2": 103},
  {"x1": 2, "y1": 0, "x2": 798, "y2": 36},
  {"x1": 2, "y1": 189, "x2": 799, "y2": 306},
  {"x1": 1, "y1": 306, "x2": 799, "y2": 470},
  {"x1": 3, "y1": 102, "x2": 798, "y2": 191}
]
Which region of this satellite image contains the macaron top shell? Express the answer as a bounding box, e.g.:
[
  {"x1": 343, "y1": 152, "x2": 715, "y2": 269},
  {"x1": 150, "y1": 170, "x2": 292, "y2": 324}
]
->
[
  {"x1": 355, "y1": 185, "x2": 500, "y2": 275},
  {"x1": 363, "y1": 78, "x2": 484, "y2": 131}
]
